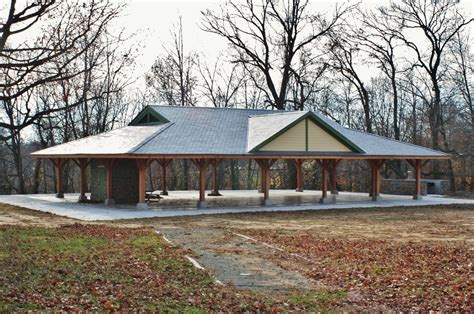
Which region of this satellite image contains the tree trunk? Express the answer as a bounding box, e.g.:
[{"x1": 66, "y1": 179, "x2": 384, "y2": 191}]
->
[
  {"x1": 246, "y1": 159, "x2": 254, "y2": 189},
  {"x1": 33, "y1": 158, "x2": 42, "y2": 194},
  {"x1": 182, "y1": 159, "x2": 190, "y2": 190},
  {"x1": 230, "y1": 160, "x2": 240, "y2": 190},
  {"x1": 11, "y1": 133, "x2": 26, "y2": 194}
]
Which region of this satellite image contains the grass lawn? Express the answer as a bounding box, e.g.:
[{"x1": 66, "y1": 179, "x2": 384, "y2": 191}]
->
[
  {"x1": 0, "y1": 203, "x2": 473, "y2": 311},
  {"x1": 0, "y1": 224, "x2": 280, "y2": 311}
]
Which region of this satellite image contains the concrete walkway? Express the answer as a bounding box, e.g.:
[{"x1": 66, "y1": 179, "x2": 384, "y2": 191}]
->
[{"x1": 0, "y1": 191, "x2": 473, "y2": 221}]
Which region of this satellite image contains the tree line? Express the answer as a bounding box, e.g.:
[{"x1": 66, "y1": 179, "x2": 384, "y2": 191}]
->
[{"x1": 0, "y1": 0, "x2": 472, "y2": 195}]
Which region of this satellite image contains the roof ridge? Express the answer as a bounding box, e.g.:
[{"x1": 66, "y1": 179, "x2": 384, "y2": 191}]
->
[
  {"x1": 128, "y1": 123, "x2": 174, "y2": 153},
  {"x1": 249, "y1": 111, "x2": 307, "y2": 118},
  {"x1": 346, "y1": 128, "x2": 449, "y2": 155},
  {"x1": 151, "y1": 105, "x2": 273, "y2": 112}
]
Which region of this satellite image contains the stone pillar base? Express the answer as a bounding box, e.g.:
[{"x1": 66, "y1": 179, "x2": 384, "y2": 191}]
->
[
  {"x1": 295, "y1": 188, "x2": 304, "y2": 192},
  {"x1": 372, "y1": 195, "x2": 382, "y2": 201},
  {"x1": 208, "y1": 192, "x2": 222, "y2": 196},
  {"x1": 263, "y1": 199, "x2": 272, "y2": 206},
  {"x1": 78, "y1": 195, "x2": 88, "y2": 202},
  {"x1": 197, "y1": 201, "x2": 208, "y2": 209},
  {"x1": 56, "y1": 192, "x2": 64, "y2": 199},
  {"x1": 160, "y1": 191, "x2": 169, "y2": 196},
  {"x1": 331, "y1": 190, "x2": 339, "y2": 195},
  {"x1": 136, "y1": 202, "x2": 148, "y2": 210},
  {"x1": 413, "y1": 195, "x2": 423, "y2": 200},
  {"x1": 104, "y1": 199, "x2": 115, "y2": 206},
  {"x1": 319, "y1": 197, "x2": 332, "y2": 204}
]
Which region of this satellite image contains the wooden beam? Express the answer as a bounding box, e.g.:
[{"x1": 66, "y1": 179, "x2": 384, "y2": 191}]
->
[
  {"x1": 415, "y1": 160, "x2": 422, "y2": 198},
  {"x1": 367, "y1": 159, "x2": 384, "y2": 200},
  {"x1": 157, "y1": 158, "x2": 172, "y2": 196},
  {"x1": 255, "y1": 159, "x2": 276, "y2": 205},
  {"x1": 32, "y1": 153, "x2": 450, "y2": 160},
  {"x1": 317, "y1": 159, "x2": 331, "y2": 203},
  {"x1": 208, "y1": 159, "x2": 222, "y2": 196},
  {"x1": 294, "y1": 159, "x2": 305, "y2": 192},
  {"x1": 192, "y1": 158, "x2": 210, "y2": 208},
  {"x1": 330, "y1": 159, "x2": 339, "y2": 195},
  {"x1": 321, "y1": 163, "x2": 328, "y2": 199}
]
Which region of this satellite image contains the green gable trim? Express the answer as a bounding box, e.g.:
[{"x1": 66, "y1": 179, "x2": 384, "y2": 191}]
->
[
  {"x1": 129, "y1": 106, "x2": 170, "y2": 126},
  {"x1": 250, "y1": 112, "x2": 364, "y2": 153},
  {"x1": 305, "y1": 118, "x2": 309, "y2": 151}
]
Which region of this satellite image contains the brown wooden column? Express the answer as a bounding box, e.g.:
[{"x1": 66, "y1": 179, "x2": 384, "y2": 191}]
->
[
  {"x1": 157, "y1": 159, "x2": 172, "y2": 196},
  {"x1": 317, "y1": 159, "x2": 331, "y2": 204},
  {"x1": 255, "y1": 159, "x2": 277, "y2": 206},
  {"x1": 104, "y1": 159, "x2": 115, "y2": 206},
  {"x1": 258, "y1": 166, "x2": 265, "y2": 193},
  {"x1": 330, "y1": 159, "x2": 341, "y2": 195},
  {"x1": 73, "y1": 158, "x2": 89, "y2": 202},
  {"x1": 407, "y1": 159, "x2": 427, "y2": 200},
  {"x1": 294, "y1": 159, "x2": 305, "y2": 192},
  {"x1": 208, "y1": 159, "x2": 222, "y2": 196},
  {"x1": 192, "y1": 158, "x2": 210, "y2": 208},
  {"x1": 136, "y1": 159, "x2": 148, "y2": 209},
  {"x1": 52, "y1": 159, "x2": 65, "y2": 198},
  {"x1": 368, "y1": 160, "x2": 384, "y2": 201}
]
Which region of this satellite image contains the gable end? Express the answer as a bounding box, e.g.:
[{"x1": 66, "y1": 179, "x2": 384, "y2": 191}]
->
[
  {"x1": 251, "y1": 112, "x2": 364, "y2": 153},
  {"x1": 129, "y1": 106, "x2": 170, "y2": 126}
]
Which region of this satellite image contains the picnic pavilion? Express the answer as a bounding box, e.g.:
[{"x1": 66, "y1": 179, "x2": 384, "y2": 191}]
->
[{"x1": 31, "y1": 106, "x2": 449, "y2": 209}]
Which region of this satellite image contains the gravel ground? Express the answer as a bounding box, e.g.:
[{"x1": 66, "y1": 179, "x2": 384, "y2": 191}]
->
[{"x1": 159, "y1": 226, "x2": 320, "y2": 292}]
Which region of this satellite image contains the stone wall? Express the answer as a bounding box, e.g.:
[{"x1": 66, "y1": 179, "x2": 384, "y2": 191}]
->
[
  {"x1": 381, "y1": 179, "x2": 428, "y2": 196},
  {"x1": 89, "y1": 159, "x2": 139, "y2": 204},
  {"x1": 112, "y1": 159, "x2": 139, "y2": 204},
  {"x1": 425, "y1": 179, "x2": 450, "y2": 195}
]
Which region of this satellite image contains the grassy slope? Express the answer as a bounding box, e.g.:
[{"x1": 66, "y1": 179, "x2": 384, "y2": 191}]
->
[
  {"x1": 0, "y1": 224, "x2": 266, "y2": 311},
  {"x1": 0, "y1": 203, "x2": 473, "y2": 311}
]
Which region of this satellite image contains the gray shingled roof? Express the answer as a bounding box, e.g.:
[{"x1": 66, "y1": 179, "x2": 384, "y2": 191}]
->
[{"x1": 32, "y1": 105, "x2": 448, "y2": 158}]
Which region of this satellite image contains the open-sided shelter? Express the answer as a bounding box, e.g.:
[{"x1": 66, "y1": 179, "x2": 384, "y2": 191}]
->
[{"x1": 31, "y1": 106, "x2": 449, "y2": 209}]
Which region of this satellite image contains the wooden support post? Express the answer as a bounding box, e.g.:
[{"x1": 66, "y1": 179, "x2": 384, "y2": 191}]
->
[
  {"x1": 136, "y1": 159, "x2": 148, "y2": 209},
  {"x1": 52, "y1": 159, "x2": 65, "y2": 198},
  {"x1": 294, "y1": 159, "x2": 304, "y2": 192},
  {"x1": 157, "y1": 159, "x2": 171, "y2": 196},
  {"x1": 368, "y1": 160, "x2": 384, "y2": 201},
  {"x1": 255, "y1": 159, "x2": 277, "y2": 206},
  {"x1": 78, "y1": 158, "x2": 89, "y2": 202},
  {"x1": 192, "y1": 159, "x2": 210, "y2": 208},
  {"x1": 104, "y1": 159, "x2": 115, "y2": 206},
  {"x1": 317, "y1": 159, "x2": 331, "y2": 204},
  {"x1": 208, "y1": 159, "x2": 222, "y2": 196},
  {"x1": 259, "y1": 166, "x2": 265, "y2": 193},
  {"x1": 330, "y1": 159, "x2": 340, "y2": 195},
  {"x1": 407, "y1": 159, "x2": 426, "y2": 200}
]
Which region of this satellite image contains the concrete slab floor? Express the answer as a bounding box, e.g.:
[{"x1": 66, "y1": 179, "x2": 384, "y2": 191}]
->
[{"x1": 0, "y1": 190, "x2": 473, "y2": 221}]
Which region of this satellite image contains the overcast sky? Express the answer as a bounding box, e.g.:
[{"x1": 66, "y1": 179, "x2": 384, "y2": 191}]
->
[{"x1": 118, "y1": 0, "x2": 473, "y2": 82}]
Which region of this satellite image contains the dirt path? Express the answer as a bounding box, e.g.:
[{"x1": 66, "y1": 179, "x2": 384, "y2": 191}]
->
[{"x1": 159, "y1": 226, "x2": 320, "y2": 292}]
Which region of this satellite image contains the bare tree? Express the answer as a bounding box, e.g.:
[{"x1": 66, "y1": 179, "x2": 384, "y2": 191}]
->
[
  {"x1": 146, "y1": 17, "x2": 198, "y2": 107},
  {"x1": 380, "y1": 0, "x2": 473, "y2": 151},
  {"x1": 448, "y1": 31, "x2": 473, "y2": 191},
  {"x1": 198, "y1": 58, "x2": 246, "y2": 108},
  {"x1": 327, "y1": 33, "x2": 373, "y2": 133},
  {"x1": 356, "y1": 9, "x2": 402, "y2": 140},
  {"x1": 0, "y1": 0, "x2": 122, "y2": 141},
  {"x1": 202, "y1": 0, "x2": 351, "y2": 110}
]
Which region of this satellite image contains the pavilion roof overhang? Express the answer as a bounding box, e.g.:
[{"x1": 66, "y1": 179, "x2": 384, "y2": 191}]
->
[
  {"x1": 31, "y1": 152, "x2": 450, "y2": 160},
  {"x1": 31, "y1": 105, "x2": 450, "y2": 160}
]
